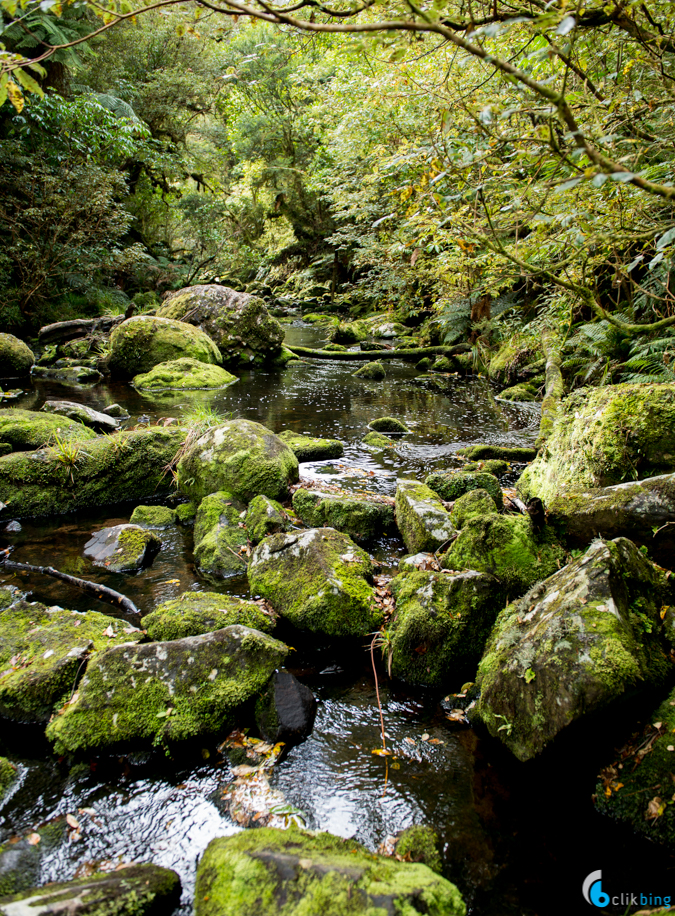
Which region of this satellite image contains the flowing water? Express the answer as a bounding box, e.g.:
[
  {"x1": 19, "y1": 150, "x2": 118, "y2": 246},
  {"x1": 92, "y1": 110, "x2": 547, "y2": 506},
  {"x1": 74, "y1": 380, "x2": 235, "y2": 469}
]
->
[{"x1": 1, "y1": 323, "x2": 672, "y2": 915}]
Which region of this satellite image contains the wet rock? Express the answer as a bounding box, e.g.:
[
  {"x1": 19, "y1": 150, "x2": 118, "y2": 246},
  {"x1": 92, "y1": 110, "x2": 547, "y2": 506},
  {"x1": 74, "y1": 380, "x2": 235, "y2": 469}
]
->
[
  {"x1": 425, "y1": 470, "x2": 503, "y2": 510},
  {"x1": 0, "y1": 863, "x2": 181, "y2": 915},
  {"x1": 476, "y1": 537, "x2": 673, "y2": 761},
  {"x1": 142, "y1": 591, "x2": 276, "y2": 641},
  {"x1": 129, "y1": 504, "x2": 176, "y2": 528},
  {"x1": 0, "y1": 408, "x2": 96, "y2": 453},
  {"x1": 329, "y1": 321, "x2": 367, "y2": 345},
  {"x1": 31, "y1": 365, "x2": 102, "y2": 384},
  {"x1": 84, "y1": 524, "x2": 161, "y2": 572},
  {"x1": 158, "y1": 284, "x2": 284, "y2": 366},
  {"x1": 245, "y1": 495, "x2": 290, "y2": 545},
  {"x1": 388, "y1": 568, "x2": 501, "y2": 687},
  {"x1": 0, "y1": 600, "x2": 142, "y2": 723},
  {"x1": 46, "y1": 625, "x2": 288, "y2": 754},
  {"x1": 293, "y1": 487, "x2": 394, "y2": 544},
  {"x1": 108, "y1": 315, "x2": 221, "y2": 380},
  {"x1": 391, "y1": 825, "x2": 442, "y2": 873},
  {"x1": 0, "y1": 758, "x2": 16, "y2": 800},
  {"x1": 132, "y1": 357, "x2": 238, "y2": 390},
  {"x1": 248, "y1": 528, "x2": 380, "y2": 637},
  {"x1": 497, "y1": 384, "x2": 538, "y2": 401},
  {"x1": 278, "y1": 430, "x2": 344, "y2": 462},
  {"x1": 372, "y1": 320, "x2": 406, "y2": 338},
  {"x1": 194, "y1": 491, "x2": 248, "y2": 579},
  {"x1": 416, "y1": 357, "x2": 433, "y2": 371},
  {"x1": 177, "y1": 419, "x2": 299, "y2": 504},
  {"x1": 518, "y1": 383, "x2": 675, "y2": 504},
  {"x1": 103, "y1": 403, "x2": 130, "y2": 419},
  {"x1": 194, "y1": 827, "x2": 465, "y2": 916},
  {"x1": 175, "y1": 501, "x2": 197, "y2": 525},
  {"x1": 450, "y1": 489, "x2": 498, "y2": 528},
  {"x1": 458, "y1": 444, "x2": 538, "y2": 462},
  {"x1": 0, "y1": 334, "x2": 34, "y2": 378},
  {"x1": 0, "y1": 426, "x2": 185, "y2": 519},
  {"x1": 353, "y1": 360, "x2": 385, "y2": 380},
  {"x1": 359, "y1": 341, "x2": 382, "y2": 352},
  {"x1": 441, "y1": 512, "x2": 565, "y2": 595},
  {"x1": 41, "y1": 399, "x2": 119, "y2": 432},
  {"x1": 0, "y1": 820, "x2": 67, "y2": 897},
  {"x1": 322, "y1": 342, "x2": 347, "y2": 352},
  {"x1": 395, "y1": 479, "x2": 456, "y2": 554},
  {"x1": 369, "y1": 416, "x2": 409, "y2": 433},
  {"x1": 255, "y1": 670, "x2": 317, "y2": 743},
  {"x1": 363, "y1": 430, "x2": 395, "y2": 450},
  {"x1": 431, "y1": 356, "x2": 456, "y2": 372}
]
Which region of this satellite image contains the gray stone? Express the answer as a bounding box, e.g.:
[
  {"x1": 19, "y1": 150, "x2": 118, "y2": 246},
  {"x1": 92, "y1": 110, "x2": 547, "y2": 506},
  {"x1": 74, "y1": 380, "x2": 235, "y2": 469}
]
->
[
  {"x1": 193, "y1": 491, "x2": 248, "y2": 579},
  {"x1": 102, "y1": 403, "x2": 130, "y2": 419},
  {"x1": 84, "y1": 524, "x2": 161, "y2": 572},
  {"x1": 256, "y1": 670, "x2": 317, "y2": 743},
  {"x1": 41, "y1": 399, "x2": 119, "y2": 432}
]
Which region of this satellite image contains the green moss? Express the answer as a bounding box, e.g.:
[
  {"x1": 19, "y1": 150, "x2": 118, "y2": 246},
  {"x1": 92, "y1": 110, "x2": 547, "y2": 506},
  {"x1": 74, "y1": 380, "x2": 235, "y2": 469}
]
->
[
  {"x1": 353, "y1": 361, "x2": 385, "y2": 380},
  {"x1": 416, "y1": 358, "x2": 433, "y2": 371},
  {"x1": 292, "y1": 488, "x2": 395, "y2": 544},
  {"x1": 46, "y1": 625, "x2": 288, "y2": 754},
  {"x1": 450, "y1": 489, "x2": 496, "y2": 528},
  {"x1": 248, "y1": 528, "x2": 381, "y2": 637},
  {"x1": 246, "y1": 495, "x2": 290, "y2": 544},
  {"x1": 0, "y1": 408, "x2": 96, "y2": 452},
  {"x1": 194, "y1": 491, "x2": 248, "y2": 579},
  {"x1": 0, "y1": 333, "x2": 34, "y2": 377},
  {"x1": 394, "y1": 826, "x2": 442, "y2": 874},
  {"x1": 431, "y1": 356, "x2": 456, "y2": 373},
  {"x1": 32, "y1": 365, "x2": 102, "y2": 383},
  {"x1": 194, "y1": 827, "x2": 465, "y2": 916},
  {"x1": 395, "y1": 479, "x2": 456, "y2": 554},
  {"x1": 329, "y1": 321, "x2": 368, "y2": 344},
  {"x1": 369, "y1": 417, "x2": 409, "y2": 433},
  {"x1": 498, "y1": 384, "x2": 538, "y2": 401},
  {"x1": 488, "y1": 333, "x2": 543, "y2": 383},
  {"x1": 0, "y1": 600, "x2": 142, "y2": 722},
  {"x1": 278, "y1": 430, "x2": 344, "y2": 462},
  {"x1": 0, "y1": 819, "x2": 67, "y2": 897},
  {"x1": 108, "y1": 316, "x2": 222, "y2": 379},
  {"x1": 363, "y1": 431, "x2": 395, "y2": 449},
  {"x1": 458, "y1": 444, "x2": 538, "y2": 462},
  {"x1": 133, "y1": 357, "x2": 238, "y2": 390},
  {"x1": 323, "y1": 342, "x2": 347, "y2": 352},
  {"x1": 425, "y1": 470, "x2": 503, "y2": 509},
  {"x1": 175, "y1": 501, "x2": 197, "y2": 524},
  {"x1": 112, "y1": 526, "x2": 161, "y2": 572},
  {"x1": 0, "y1": 756, "x2": 17, "y2": 798},
  {"x1": 129, "y1": 505, "x2": 176, "y2": 528},
  {"x1": 142, "y1": 591, "x2": 276, "y2": 641},
  {"x1": 480, "y1": 459, "x2": 509, "y2": 476}
]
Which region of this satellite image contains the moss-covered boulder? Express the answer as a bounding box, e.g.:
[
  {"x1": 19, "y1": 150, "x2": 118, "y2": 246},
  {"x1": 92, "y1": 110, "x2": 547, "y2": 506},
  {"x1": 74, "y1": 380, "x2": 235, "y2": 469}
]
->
[
  {"x1": 431, "y1": 356, "x2": 456, "y2": 373},
  {"x1": 293, "y1": 487, "x2": 395, "y2": 544},
  {"x1": 0, "y1": 864, "x2": 181, "y2": 915},
  {"x1": 329, "y1": 321, "x2": 368, "y2": 345},
  {"x1": 84, "y1": 524, "x2": 161, "y2": 572},
  {"x1": 392, "y1": 826, "x2": 442, "y2": 874},
  {"x1": 450, "y1": 489, "x2": 497, "y2": 528},
  {"x1": 354, "y1": 361, "x2": 385, "y2": 380},
  {"x1": 458, "y1": 444, "x2": 538, "y2": 462},
  {"x1": 0, "y1": 334, "x2": 34, "y2": 377},
  {"x1": 142, "y1": 591, "x2": 275, "y2": 641},
  {"x1": 31, "y1": 365, "x2": 102, "y2": 384},
  {"x1": 108, "y1": 315, "x2": 221, "y2": 379},
  {"x1": 193, "y1": 491, "x2": 248, "y2": 579},
  {"x1": 488, "y1": 333, "x2": 543, "y2": 384},
  {"x1": 41, "y1": 400, "x2": 119, "y2": 433},
  {"x1": 177, "y1": 419, "x2": 299, "y2": 504},
  {"x1": 498, "y1": 384, "x2": 538, "y2": 401},
  {"x1": 395, "y1": 479, "x2": 456, "y2": 554},
  {"x1": 46, "y1": 625, "x2": 288, "y2": 754},
  {"x1": 245, "y1": 495, "x2": 291, "y2": 544},
  {"x1": 278, "y1": 430, "x2": 344, "y2": 462},
  {"x1": 0, "y1": 757, "x2": 17, "y2": 800},
  {"x1": 175, "y1": 501, "x2": 197, "y2": 524},
  {"x1": 129, "y1": 504, "x2": 176, "y2": 528},
  {"x1": 0, "y1": 408, "x2": 96, "y2": 453},
  {"x1": 363, "y1": 431, "x2": 395, "y2": 449},
  {"x1": 0, "y1": 601, "x2": 142, "y2": 722},
  {"x1": 441, "y1": 513, "x2": 565, "y2": 594},
  {"x1": 194, "y1": 827, "x2": 465, "y2": 916},
  {"x1": 476, "y1": 538, "x2": 673, "y2": 761},
  {"x1": 388, "y1": 568, "x2": 501, "y2": 687},
  {"x1": 158, "y1": 284, "x2": 284, "y2": 366},
  {"x1": 518, "y1": 384, "x2": 675, "y2": 505},
  {"x1": 425, "y1": 470, "x2": 503, "y2": 510},
  {"x1": 479, "y1": 459, "x2": 509, "y2": 476},
  {"x1": 133, "y1": 357, "x2": 238, "y2": 391},
  {"x1": 369, "y1": 416, "x2": 409, "y2": 433},
  {"x1": 248, "y1": 528, "x2": 380, "y2": 637}
]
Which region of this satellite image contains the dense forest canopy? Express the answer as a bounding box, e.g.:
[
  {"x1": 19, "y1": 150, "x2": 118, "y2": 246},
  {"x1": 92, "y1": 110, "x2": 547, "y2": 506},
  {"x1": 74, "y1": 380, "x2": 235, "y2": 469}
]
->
[{"x1": 0, "y1": 0, "x2": 674, "y2": 385}]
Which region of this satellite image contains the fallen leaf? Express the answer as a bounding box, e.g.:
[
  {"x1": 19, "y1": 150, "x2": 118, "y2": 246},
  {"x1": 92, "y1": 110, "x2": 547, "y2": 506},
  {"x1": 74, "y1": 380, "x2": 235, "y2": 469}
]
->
[
  {"x1": 371, "y1": 748, "x2": 393, "y2": 756},
  {"x1": 103, "y1": 625, "x2": 115, "y2": 638},
  {"x1": 66, "y1": 814, "x2": 80, "y2": 830},
  {"x1": 27, "y1": 833, "x2": 41, "y2": 846},
  {"x1": 421, "y1": 733, "x2": 430, "y2": 741},
  {"x1": 646, "y1": 796, "x2": 665, "y2": 819}
]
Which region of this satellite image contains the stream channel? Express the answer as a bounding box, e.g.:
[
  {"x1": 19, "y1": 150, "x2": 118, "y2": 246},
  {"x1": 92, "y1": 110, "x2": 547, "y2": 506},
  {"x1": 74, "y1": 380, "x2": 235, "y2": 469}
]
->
[{"x1": 1, "y1": 322, "x2": 674, "y2": 915}]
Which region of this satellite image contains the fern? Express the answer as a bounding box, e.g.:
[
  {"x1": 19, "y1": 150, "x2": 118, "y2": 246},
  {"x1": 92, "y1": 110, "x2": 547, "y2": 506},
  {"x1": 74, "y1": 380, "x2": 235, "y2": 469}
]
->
[{"x1": 620, "y1": 334, "x2": 675, "y2": 383}]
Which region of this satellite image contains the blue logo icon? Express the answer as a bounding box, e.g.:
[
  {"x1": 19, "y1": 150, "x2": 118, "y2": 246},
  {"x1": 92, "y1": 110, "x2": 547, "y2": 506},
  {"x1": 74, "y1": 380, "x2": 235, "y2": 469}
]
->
[{"x1": 583, "y1": 871, "x2": 610, "y2": 907}]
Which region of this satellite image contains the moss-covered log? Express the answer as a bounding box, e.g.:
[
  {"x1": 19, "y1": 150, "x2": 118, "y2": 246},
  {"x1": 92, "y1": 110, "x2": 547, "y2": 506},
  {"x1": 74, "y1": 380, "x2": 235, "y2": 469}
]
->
[
  {"x1": 536, "y1": 332, "x2": 564, "y2": 447},
  {"x1": 287, "y1": 344, "x2": 470, "y2": 362}
]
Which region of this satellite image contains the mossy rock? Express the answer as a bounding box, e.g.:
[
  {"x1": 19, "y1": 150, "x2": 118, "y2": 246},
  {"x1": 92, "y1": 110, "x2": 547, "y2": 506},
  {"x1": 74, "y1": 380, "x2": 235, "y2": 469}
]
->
[
  {"x1": 369, "y1": 416, "x2": 409, "y2": 434},
  {"x1": 431, "y1": 356, "x2": 456, "y2": 373},
  {"x1": 142, "y1": 591, "x2": 276, "y2": 641},
  {"x1": 84, "y1": 523, "x2": 161, "y2": 572},
  {"x1": 488, "y1": 333, "x2": 543, "y2": 384},
  {"x1": 353, "y1": 361, "x2": 385, "y2": 380},
  {"x1": 359, "y1": 341, "x2": 383, "y2": 352},
  {"x1": 129, "y1": 504, "x2": 176, "y2": 528},
  {"x1": 0, "y1": 819, "x2": 67, "y2": 898},
  {"x1": 480, "y1": 459, "x2": 509, "y2": 476},
  {"x1": 248, "y1": 528, "x2": 381, "y2": 638},
  {"x1": 458, "y1": 444, "x2": 537, "y2": 462},
  {"x1": 46, "y1": 625, "x2": 288, "y2": 754},
  {"x1": 0, "y1": 600, "x2": 142, "y2": 723},
  {"x1": 175, "y1": 501, "x2": 197, "y2": 525},
  {"x1": 302, "y1": 313, "x2": 339, "y2": 325},
  {"x1": 395, "y1": 479, "x2": 456, "y2": 554},
  {"x1": 41, "y1": 399, "x2": 120, "y2": 432},
  {"x1": 194, "y1": 827, "x2": 465, "y2": 916},
  {"x1": 278, "y1": 430, "x2": 344, "y2": 462},
  {"x1": 416, "y1": 357, "x2": 433, "y2": 371},
  {"x1": 476, "y1": 538, "x2": 674, "y2": 761},
  {"x1": 363, "y1": 431, "x2": 395, "y2": 450},
  {"x1": 388, "y1": 568, "x2": 501, "y2": 687},
  {"x1": 194, "y1": 491, "x2": 248, "y2": 579},
  {"x1": 177, "y1": 419, "x2": 299, "y2": 504},
  {"x1": 0, "y1": 334, "x2": 34, "y2": 378},
  {"x1": 246, "y1": 495, "x2": 291, "y2": 544},
  {"x1": 32, "y1": 365, "x2": 102, "y2": 384},
  {"x1": 329, "y1": 321, "x2": 368, "y2": 345},
  {"x1": 497, "y1": 384, "x2": 538, "y2": 402},
  {"x1": 323, "y1": 342, "x2": 347, "y2": 352},
  {"x1": 393, "y1": 826, "x2": 443, "y2": 874},
  {"x1": 133, "y1": 357, "x2": 238, "y2": 391},
  {"x1": 518, "y1": 384, "x2": 675, "y2": 505},
  {"x1": 58, "y1": 337, "x2": 91, "y2": 360},
  {"x1": 450, "y1": 489, "x2": 496, "y2": 528},
  {"x1": 0, "y1": 863, "x2": 181, "y2": 914},
  {"x1": 271, "y1": 346, "x2": 298, "y2": 367},
  {"x1": 292, "y1": 487, "x2": 395, "y2": 544},
  {"x1": 0, "y1": 408, "x2": 96, "y2": 453},
  {"x1": 441, "y1": 513, "x2": 565, "y2": 595},
  {"x1": 0, "y1": 757, "x2": 17, "y2": 800},
  {"x1": 108, "y1": 315, "x2": 222, "y2": 380},
  {"x1": 0, "y1": 426, "x2": 185, "y2": 520},
  {"x1": 425, "y1": 470, "x2": 503, "y2": 510}
]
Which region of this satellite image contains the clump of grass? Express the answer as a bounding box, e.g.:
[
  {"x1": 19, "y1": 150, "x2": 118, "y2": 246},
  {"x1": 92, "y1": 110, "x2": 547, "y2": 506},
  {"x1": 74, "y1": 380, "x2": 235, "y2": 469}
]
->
[
  {"x1": 164, "y1": 406, "x2": 234, "y2": 484},
  {"x1": 48, "y1": 432, "x2": 90, "y2": 485}
]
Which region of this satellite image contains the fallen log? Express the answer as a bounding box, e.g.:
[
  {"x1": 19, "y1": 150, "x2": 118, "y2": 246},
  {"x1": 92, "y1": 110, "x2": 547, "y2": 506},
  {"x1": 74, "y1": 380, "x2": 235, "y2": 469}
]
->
[
  {"x1": 0, "y1": 557, "x2": 140, "y2": 622},
  {"x1": 287, "y1": 344, "x2": 470, "y2": 362},
  {"x1": 38, "y1": 315, "x2": 125, "y2": 346}
]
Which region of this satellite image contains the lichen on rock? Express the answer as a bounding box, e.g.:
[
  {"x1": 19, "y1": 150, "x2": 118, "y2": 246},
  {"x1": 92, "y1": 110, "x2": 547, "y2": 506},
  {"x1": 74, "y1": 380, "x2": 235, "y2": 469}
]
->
[
  {"x1": 450, "y1": 488, "x2": 499, "y2": 528},
  {"x1": 245, "y1": 494, "x2": 291, "y2": 544}
]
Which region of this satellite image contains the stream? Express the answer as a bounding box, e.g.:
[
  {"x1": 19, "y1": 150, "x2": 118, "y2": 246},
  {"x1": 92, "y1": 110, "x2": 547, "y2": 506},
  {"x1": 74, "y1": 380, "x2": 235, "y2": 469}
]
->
[{"x1": 1, "y1": 322, "x2": 673, "y2": 915}]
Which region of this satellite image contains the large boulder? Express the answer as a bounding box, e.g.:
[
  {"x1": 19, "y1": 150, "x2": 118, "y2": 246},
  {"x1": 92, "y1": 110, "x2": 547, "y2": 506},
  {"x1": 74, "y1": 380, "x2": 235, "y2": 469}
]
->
[
  {"x1": 0, "y1": 333, "x2": 34, "y2": 377},
  {"x1": 84, "y1": 524, "x2": 161, "y2": 572},
  {"x1": 0, "y1": 427, "x2": 185, "y2": 519},
  {"x1": 108, "y1": 315, "x2": 221, "y2": 379},
  {"x1": 395, "y1": 479, "x2": 456, "y2": 553},
  {"x1": 129, "y1": 504, "x2": 176, "y2": 528},
  {"x1": 158, "y1": 284, "x2": 284, "y2": 366},
  {"x1": 255, "y1": 670, "x2": 317, "y2": 744},
  {"x1": 46, "y1": 625, "x2": 288, "y2": 754},
  {"x1": 388, "y1": 568, "x2": 501, "y2": 687},
  {"x1": 475, "y1": 538, "x2": 673, "y2": 761},
  {"x1": 0, "y1": 600, "x2": 142, "y2": 722},
  {"x1": 293, "y1": 487, "x2": 395, "y2": 543},
  {"x1": 519, "y1": 383, "x2": 675, "y2": 504},
  {"x1": 177, "y1": 419, "x2": 299, "y2": 504},
  {"x1": 0, "y1": 408, "x2": 96, "y2": 453},
  {"x1": 193, "y1": 491, "x2": 248, "y2": 579},
  {"x1": 425, "y1": 469, "x2": 502, "y2": 509},
  {"x1": 141, "y1": 591, "x2": 276, "y2": 641},
  {"x1": 195, "y1": 828, "x2": 465, "y2": 916},
  {"x1": 41, "y1": 400, "x2": 119, "y2": 432},
  {"x1": 248, "y1": 528, "x2": 381, "y2": 637},
  {"x1": 132, "y1": 357, "x2": 238, "y2": 390},
  {"x1": 278, "y1": 430, "x2": 344, "y2": 462}
]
